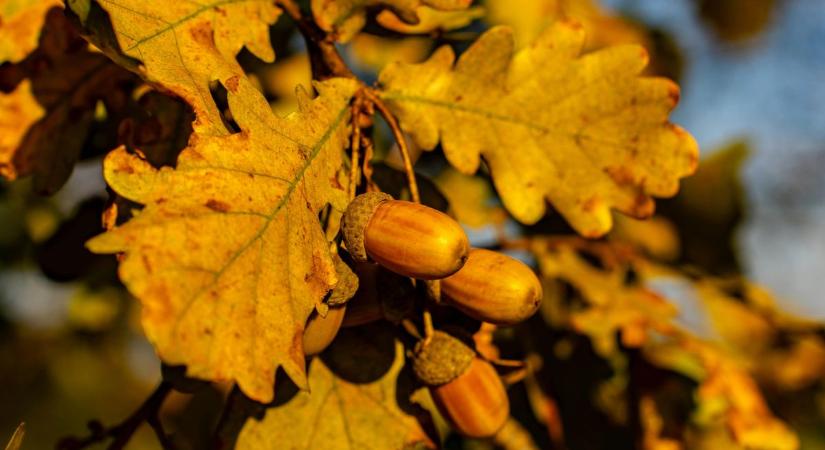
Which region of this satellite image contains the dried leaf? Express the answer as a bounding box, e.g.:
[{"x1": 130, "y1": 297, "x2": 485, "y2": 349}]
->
[
  {"x1": 379, "y1": 23, "x2": 698, "y2": 236},
  {"x1": 236, "y1": 337, "x2": 434, "y2": 449},
  {"x1": 312, "y1": 0, "x2": 472, "y2": 42},
  {"x1": 0, "y1": 0, "x2": 61, "y2": 63},
  {"x1": 69, "y1": 0, "x2": 281, "y2": 133},
  {"x1": 87, "y1": 77, "x2": 359, "y2": 402},
  {"x1": 0, "y1": 10, "x2": 135, "y2": 193}
]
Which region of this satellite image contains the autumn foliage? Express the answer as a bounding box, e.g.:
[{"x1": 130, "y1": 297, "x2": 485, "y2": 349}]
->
[{"x1": 0, "y1": 0, "x2": 821, "y2": 449}]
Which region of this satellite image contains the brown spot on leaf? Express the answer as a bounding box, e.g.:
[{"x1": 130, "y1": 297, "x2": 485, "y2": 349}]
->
[
  {"x1": 206, "y1": 199, "x2": 230, "y2": 212},
  {"x1": 582, "y1": 197, "x2": 599, "y2": 213},
  {"x1": 225, "y1": 75, "x2": 240, "y2": 94},
  {"x1": 629, "y1": 193, "x2": 655, "y2": 218},
  {"x1": 189, "y1": 22, "x2": 214, "y2": 47},
  {"x1": 605, "y1": 166, "x2": 637, "y2": 186}
]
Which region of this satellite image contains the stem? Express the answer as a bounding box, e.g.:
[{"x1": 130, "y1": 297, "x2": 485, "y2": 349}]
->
[
  {"x1": 349, "y1": 99, "x2": 362, "y2": 199},
  {"x1": 275, "y1": 0, "x2": 353, "y2": 79},
  {"x1": 422, "y1": 309, "x2": 434, "y2": 344},
  {"x1": 365, "y1": 90, "x2": 420, "y2": 203},
  {"x1": 57, "y1": 382, "x2": 173, "y2": 450}
]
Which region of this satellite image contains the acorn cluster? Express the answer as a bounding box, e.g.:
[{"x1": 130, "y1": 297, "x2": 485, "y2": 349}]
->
[{"x1": 302, "y1": 192, "x2": 543, "y2": 439}]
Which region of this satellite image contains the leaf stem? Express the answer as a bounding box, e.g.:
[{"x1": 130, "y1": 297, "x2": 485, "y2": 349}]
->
[
  {"x1": 349, "y1": 99, "x2": 362, "y2": 199},
  {"x1": 365, "y1": 90, "x2": 420, "y2": 203}
]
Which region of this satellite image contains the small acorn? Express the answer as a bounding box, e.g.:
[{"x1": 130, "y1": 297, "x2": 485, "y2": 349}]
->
[
  {"x1": 342, "y1": 192, "x2": 470, "y2": 280},
  {"x1": 303, "y1": 305, "x2": 346, "y2": 356},
  {"x1": 413, "y1": 331, "x2": 509, "y2": 438},
  {"x1": 440, "y1": 248, "x2": 542, "y2": 326}
]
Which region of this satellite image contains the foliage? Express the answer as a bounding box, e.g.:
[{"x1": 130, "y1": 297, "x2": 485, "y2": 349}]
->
[{"x1": 0, "y1": 0, "x2": 820, "y2": 449}]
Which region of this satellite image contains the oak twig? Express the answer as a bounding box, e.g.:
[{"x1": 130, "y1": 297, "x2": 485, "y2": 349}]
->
[
  {"x1": 274, "y1": 0, "x2": 353, "y2": 79},
  {"x1": 57, "y1": 382, "x2": 174, "y2": 450}
]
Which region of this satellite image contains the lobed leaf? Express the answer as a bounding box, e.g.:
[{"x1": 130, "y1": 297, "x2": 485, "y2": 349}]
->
[
  {"x1": 69, "y1": 0, "x2": 281, "y2": 133},
  {"x1": 87, "y1": 77, "x2": 359, "y2": 402},
  {"x1": 311, "y1": 0, "x2": 471, "y2": 42},
  {"x1": 379, "y1": 22, "x2": 698, "y2": 236},
  {"x1": 237, "y1": 329, "x2": 435, "y2": 449}
]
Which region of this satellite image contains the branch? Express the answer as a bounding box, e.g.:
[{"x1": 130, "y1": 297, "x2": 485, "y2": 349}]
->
[
  {"x1": 275, "y1": 0, "x2": 354, "y2": 79},
  {"x1": 57, "y1": 382, "x2": 174, "y2": 450}
]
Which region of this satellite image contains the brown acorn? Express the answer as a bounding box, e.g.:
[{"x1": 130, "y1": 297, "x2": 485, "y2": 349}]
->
[
  {"x1": 440, "y1": 248, "x2": 542, "y2": 326},
  {"x1": 303, "y1": 305, "x2": 346, "y2": 356},
  {"x1": 413, "y1": 331, "x2": 509, "y2": 438},
  {"x1": 342, "y1": 192, "x2": 470, "y2": 280}
]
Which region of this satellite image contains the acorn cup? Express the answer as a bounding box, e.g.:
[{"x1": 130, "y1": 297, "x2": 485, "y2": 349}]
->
[
  {"x1": 440, "y1": 248, "x2": 543, "y2": 326},
  {"x1": 303, "y1": 305, "x2": 347, "y2": 356},
  {"x1": 342, "y1": 192, "x2": 470, "y2": 280},
  {"x1": 412, "y1": 331, "x2": 509, "y2": 438}
]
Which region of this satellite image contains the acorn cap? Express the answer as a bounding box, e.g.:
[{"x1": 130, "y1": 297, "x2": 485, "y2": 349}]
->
[
  {"x1": 413, "y1": 331, "x2": 476, "y2": 386},
  {"x1": 327, "y1": 252, "x2": 359, "y2": 306},
  {"x1": 342, "y1": 192, "x2": 393, "y2": 262}
]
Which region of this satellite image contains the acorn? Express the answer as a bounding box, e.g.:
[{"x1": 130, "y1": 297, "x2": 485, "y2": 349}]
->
[
  {"x1": 413, "y1": 331, "x2": 509, "y2": 438},
  {"x1": 303, "y1": 305, "x2": 346, "y2": 356},
  {"x1": 342, "y1": 192, "x2": 469, "y2": 280},
  {"x1": 440, "y1": 248, "x2": 542, "y2": 326}
]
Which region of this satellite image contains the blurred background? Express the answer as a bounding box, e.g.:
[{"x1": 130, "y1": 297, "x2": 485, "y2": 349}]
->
[{"x1": 2, "y1": 0, "x2": 824, "y2": 448}]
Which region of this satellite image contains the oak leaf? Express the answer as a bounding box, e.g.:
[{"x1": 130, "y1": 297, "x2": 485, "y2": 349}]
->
[
  {"x1": 379, "y1": 22, "x2": 698, "y2": 236},
  {"x1": 87, "y1": 77, "x2": 359, "y2": 402},
  {"x1": 485, "y1": 0, "x2": 649, "y2": 51},
  {"x1": 0, "y1": 0, "x2": 61, "y2": 64},
  {"x1": 236, "y1": 328, "x2": 434, "y2": 449},
  {"x1": 69, "y1": 0, "x2": 281, "y2": 133},
  {"x1": 0, "y1": 9, "x2": 135, "y2": 193},
  {"x1": 375, "y1": 5, "x2": 484, "y2": 34},
  {"x1": 311, "y1": 0, "x2": 471, "y2": 42}
]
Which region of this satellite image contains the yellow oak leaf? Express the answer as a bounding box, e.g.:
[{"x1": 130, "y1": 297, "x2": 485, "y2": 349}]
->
[
  {"x1": 69, "y1": 0, "x2": 281, "y2": 133},
  {"x1": 311, "y1": 0, "x2": 471, "y2": 42},
  {"x1": 533, "y1": 239, "x2": 677, "y2": 355},
  {"x1": 434, "y1": 168, "x2": 504, "y2": 228},
  {"x1": 348, "y1": 34, "x2": 432, "y2": 74},
  {"x1": 236, "y1": 327, "x2": 435, "y2": 449},
  {"x1": 379, "y1": 22, "x2": 698, "y2": 237},
  {"x1": 647, "y1": 339, "x2": 799, "y2": 450},
  {"x1": 485, "y1": 0, "x2": 649, "y2": 51},
  {"x1": 87, "y1": 77, "x2": 359, "y2": 403},
  {"x1": 0, "y1": 0, "x2": 61, "y2": 64},
  {"x1": 0, "y1": 10, "x2": 135, "y2": 193},
  {"x1": 375, "y1": 5, "x2": 484, "y2": 34}
]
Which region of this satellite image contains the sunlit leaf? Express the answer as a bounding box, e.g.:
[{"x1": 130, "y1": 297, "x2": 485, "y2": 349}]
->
[
  {"x1": 0, "y1": 0, "x2": 61, "y2": 63},
  {"x1": 237, "y1": 332, "x2": 435, "y2": 449},
  {"x1": 379, "y1": 23, "x2": 698, "y2": 236},
  {"x1": 87, "y1": 77, "x2": 359, "y2": 402}
]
